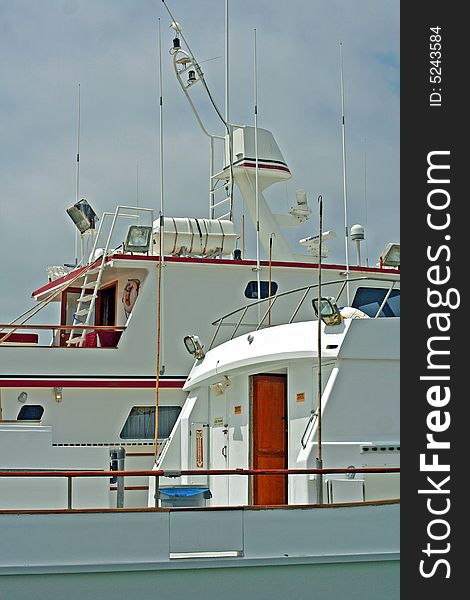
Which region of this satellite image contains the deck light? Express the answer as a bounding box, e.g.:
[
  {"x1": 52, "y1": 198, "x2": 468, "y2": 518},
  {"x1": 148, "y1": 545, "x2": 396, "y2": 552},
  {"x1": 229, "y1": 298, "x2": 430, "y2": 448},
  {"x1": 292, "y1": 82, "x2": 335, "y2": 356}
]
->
[
  {"x1": 183, "y1": 335, "x2": 205, "y2": 360},
  {"x1": 66, "y1": 199, "x2": 97, "y2": 234},
  {"x1": 380, "y1": 242, "x2": 400, "y2": 267},
  {"x1": 54, "y1": 387, "x2": 63, "y2": 403},
  {"x1": 210, "y1": 376, "x2": 231, "y2": 396},
  {"x1": 188, "y1": 70, "x2": 196, "y2": 85},
  {"x1": 312, "y1": 297, "x2": 342, "y2": 326},
  {"x1": 17, "y1": 391, "x2": 28, "y2": 403},
  {"x1": 123, "y1": 226, "x2": 153, "y2": 254}
]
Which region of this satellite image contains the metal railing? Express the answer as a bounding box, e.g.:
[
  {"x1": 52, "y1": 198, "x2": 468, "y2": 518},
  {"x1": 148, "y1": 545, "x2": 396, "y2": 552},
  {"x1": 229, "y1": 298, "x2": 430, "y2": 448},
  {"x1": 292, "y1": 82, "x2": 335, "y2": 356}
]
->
[
  {"x1": 0, "y1": 324, "x2": 126, "y2": 348},
  {"x1": 209, "y1": 276, "x2": 400, "y2": 349},
  {"x1": 0, "y1": 466, "x2": 400, "y2": 511}
]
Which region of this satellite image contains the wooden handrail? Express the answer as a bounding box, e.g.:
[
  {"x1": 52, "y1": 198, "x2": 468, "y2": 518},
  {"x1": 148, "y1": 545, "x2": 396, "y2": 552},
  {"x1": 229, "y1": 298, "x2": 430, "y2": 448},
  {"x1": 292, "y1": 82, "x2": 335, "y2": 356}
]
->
[
  {"x1": 0, "y1": 467, "x2": 400, "y2": 478},
  {"x1": 0, "y1": 324, "x2": 126, "y2": 331}
]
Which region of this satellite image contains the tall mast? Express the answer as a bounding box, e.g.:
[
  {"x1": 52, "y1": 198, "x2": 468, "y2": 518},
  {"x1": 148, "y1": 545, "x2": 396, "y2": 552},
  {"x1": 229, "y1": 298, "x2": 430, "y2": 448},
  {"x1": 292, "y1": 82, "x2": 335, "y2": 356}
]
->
[
  {"x1": 253, "y1": 29, "x2": 261, "y2": 306},
  {"x1": 224, "y1": 0, "x2": 230, "y2": 125},
  {"x1": 75, "y1": 83, "x2": 81, "y2": 266},
  {"x1": 364, "y1": 137, "x2": 369, "y2": 267},
  {"x1": 340, "y1": 43, "x2": 350, "y2": 304},
  {"x1": 316, "y1": 195, "x2": 324, "y2": 504},
  {"x1": 154, "y1": 18, "x2": 165, "y2": 469}
]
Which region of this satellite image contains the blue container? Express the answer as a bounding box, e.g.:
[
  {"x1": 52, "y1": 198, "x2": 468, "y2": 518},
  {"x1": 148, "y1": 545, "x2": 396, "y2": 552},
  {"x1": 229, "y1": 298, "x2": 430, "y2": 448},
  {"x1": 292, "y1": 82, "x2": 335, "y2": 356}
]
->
[{"x1": 158, "y1": 485, "x2": 212, "y2": 507}]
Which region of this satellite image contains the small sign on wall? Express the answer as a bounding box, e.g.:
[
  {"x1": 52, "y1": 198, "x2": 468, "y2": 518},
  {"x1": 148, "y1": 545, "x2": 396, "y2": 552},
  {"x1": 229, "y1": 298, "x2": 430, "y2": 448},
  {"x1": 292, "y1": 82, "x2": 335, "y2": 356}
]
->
[
  {"x1": 234, "y1": 405, "x2": 242, "y2": 415},
  {"x1": 296, "y1": 392, "x2": 305, "y2": 403},
  {"x1": 195, "y1": 429, "x2": 204, "y2": 468},
  {"x1": 213, "y1": 417, "x2": 224, "y2": 427}
]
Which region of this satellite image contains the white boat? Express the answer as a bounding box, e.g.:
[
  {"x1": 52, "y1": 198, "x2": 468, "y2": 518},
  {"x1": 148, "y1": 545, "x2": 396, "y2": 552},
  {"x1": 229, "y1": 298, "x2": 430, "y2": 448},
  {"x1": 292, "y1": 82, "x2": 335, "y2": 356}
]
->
[
  {"x1": 0, "y1": 5, "x2": 399, "y2": 598},
  {"x1": 0, "y1": 277, "x2": 399, "y2": 598}
]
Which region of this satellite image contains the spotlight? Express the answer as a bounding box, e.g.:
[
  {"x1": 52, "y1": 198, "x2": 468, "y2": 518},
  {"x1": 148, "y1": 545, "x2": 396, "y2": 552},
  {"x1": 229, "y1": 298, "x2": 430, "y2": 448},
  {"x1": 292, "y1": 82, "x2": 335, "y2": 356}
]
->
[
  {"x1": 123, "y1": 225, "x2": 153, "y2": 253},
  {"x1": 66, "y1": 199, "x2": 97, "y2": 234},
  {"x1": 183, "y1": 335, "x2": 205, "y2": 359},
  {"x1": 380, "y1": 243, "x2": 400, "y2": 267},
  {"x1": 54, "y1": 387, "x2": 63, "y2": 403},
  {"x1": 312, "y1": 297, "x2": 342, "y2": 326}
]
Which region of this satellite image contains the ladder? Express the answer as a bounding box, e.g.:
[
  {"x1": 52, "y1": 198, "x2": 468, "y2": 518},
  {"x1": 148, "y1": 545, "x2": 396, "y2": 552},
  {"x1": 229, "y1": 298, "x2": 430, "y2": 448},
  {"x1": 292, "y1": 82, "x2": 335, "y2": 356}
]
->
[
  {"x1": 209, "y1": 135, "x2": 234, "y2": 221},
  {"x1": 209, "y1": 178, "x2": 233, "y2": 221},
  {"x1": 66, "y1": 257, "x2": 106, "y2": 347},
  {"x1": 66, "y1": 205, "x2": 155, "y2": 347}
]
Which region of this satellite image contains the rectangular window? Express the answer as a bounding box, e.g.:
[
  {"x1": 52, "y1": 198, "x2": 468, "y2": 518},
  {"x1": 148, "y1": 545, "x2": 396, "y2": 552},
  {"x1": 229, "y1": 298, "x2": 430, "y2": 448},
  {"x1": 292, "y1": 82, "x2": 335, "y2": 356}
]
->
[
  {"x1": 17, "y1": 405, "x2": 44, "y2": 420},
  {"x1": 120, "y1": 406, "x2": 182, "y2": 440},
  {"x1": 244, "y1": 280, "x2": 278, "y2": 299},
  {"x1": 352, "y1": 287, "x2": 400, "y2": 318}
]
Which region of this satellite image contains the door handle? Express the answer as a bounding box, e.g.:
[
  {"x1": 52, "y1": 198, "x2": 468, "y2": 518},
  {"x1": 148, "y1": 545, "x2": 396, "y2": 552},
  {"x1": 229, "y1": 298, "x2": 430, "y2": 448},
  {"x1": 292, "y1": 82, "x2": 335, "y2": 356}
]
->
[{"x1": 222, "y1": 446, "x2": 227, "y2": 459}]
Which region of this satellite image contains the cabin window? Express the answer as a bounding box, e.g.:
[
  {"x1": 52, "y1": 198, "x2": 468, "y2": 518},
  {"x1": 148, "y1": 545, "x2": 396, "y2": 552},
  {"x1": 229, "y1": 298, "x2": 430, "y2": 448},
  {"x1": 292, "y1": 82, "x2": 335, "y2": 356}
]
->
[
  {"x1": 244, "y1": 281, "x2": 278, "y2": 299},
  {"x1": 17, "y1": 405, "x2": 44, "y2": 421},
  {"x1": 120, "y1": 406, "x2": 182, "y2": 440},
  {"x1": 352, "y1": 287, "x2": 400, "y2": 318}
]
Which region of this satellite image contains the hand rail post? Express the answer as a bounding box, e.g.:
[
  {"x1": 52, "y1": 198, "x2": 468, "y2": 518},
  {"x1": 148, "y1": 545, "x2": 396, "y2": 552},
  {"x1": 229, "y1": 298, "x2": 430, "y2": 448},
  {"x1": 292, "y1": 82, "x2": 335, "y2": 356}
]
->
[
  {"x1": 67, "y1": 476, "x2": 73, "y2": 509},
  {"x1": 154, "y1": 472, "x2": 160, "y2": 508}
]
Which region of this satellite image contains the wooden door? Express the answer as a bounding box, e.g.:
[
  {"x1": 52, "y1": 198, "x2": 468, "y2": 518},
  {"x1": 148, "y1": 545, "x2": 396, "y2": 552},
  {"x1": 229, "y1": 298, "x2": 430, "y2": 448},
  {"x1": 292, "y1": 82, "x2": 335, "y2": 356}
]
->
[
  {"x1": 95, "y1": 284, "x2": 116, "y2": 326},
  {"x1": 252, "y1": 374, "x2": 287, "y2": 505}
]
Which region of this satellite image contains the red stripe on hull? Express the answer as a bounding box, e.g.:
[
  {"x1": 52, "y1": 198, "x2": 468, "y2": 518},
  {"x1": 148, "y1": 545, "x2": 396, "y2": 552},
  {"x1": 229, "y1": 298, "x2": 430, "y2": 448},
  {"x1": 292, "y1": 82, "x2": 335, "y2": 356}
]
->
[{"x1": 0, "y1": 380, "x2": 185, "y2": 389}]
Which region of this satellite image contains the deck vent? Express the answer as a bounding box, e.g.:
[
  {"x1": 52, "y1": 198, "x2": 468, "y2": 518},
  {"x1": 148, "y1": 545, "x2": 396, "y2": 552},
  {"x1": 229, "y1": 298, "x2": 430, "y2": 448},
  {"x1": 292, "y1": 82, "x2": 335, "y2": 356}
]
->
[{"x1": 361, "y1": 445, "x2": 400, "y2": 454}]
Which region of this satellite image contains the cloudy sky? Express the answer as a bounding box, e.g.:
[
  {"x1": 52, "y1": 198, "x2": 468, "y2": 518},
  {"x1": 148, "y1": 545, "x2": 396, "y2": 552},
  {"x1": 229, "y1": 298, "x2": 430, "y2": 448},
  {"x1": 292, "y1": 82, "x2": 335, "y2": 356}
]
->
[{"x1": 0, "y1": 0, "x2": 399, "y2": 323}]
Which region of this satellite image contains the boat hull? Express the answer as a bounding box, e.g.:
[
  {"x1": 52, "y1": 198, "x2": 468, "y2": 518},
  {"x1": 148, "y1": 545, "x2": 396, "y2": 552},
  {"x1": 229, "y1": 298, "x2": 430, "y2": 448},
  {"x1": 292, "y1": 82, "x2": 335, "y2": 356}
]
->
[{"x1": 0, "y1": 502, "x2": 399, "y2": 599}]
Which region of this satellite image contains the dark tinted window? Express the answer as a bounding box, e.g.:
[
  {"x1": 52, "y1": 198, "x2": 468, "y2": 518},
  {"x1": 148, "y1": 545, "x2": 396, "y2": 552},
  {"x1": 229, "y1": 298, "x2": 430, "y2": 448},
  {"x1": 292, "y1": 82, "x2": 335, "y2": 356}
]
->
[
  {"x1": 244, "y1": 281, "x2": 278, "y2": 299},
  {"x1": 17, "y1": 405, "x2": 44, "y2": 420},
  {"x1": 120, "y1": 406, "x2": 182, "y2": 440},
  {"x1": 352, "y1": 287, "x2": 400, "y2": 318}
]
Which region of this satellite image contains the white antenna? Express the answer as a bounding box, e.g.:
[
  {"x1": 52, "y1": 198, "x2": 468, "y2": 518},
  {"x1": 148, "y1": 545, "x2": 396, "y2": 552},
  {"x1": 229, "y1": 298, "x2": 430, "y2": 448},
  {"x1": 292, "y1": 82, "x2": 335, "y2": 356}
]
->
[
  {"x1": 75, "y1": 83, "x2": 81, "y2": 266},
  {"x1": 158, "y1": 20, "x2": 164, "y2": 219},
  {"x1": 224, "y1": 0, "x2": 230, "y2": 125},
  {"x1": 340, "y1": 43, "x2": 350, "y2": 304},
  {"x1": 364, "y1": 137, "x2": 369, "y2": 267},
  {"x1": 136, "y1": 164, "x2": 139, "y2": 207},
  {"x1": 254, "y1": 29, "x2": 261, "y2": 306}
]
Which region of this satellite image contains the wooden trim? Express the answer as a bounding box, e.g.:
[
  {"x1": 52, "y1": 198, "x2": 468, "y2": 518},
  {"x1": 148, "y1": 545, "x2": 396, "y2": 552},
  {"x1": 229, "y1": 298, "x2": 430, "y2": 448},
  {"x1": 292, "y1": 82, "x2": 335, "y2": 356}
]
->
[
  {"x1": 0, "y1": 324, "x2": 126, "y2": 331},
  {"x1": 0, "y1": 499, "x2": 400, "y2": 516}
]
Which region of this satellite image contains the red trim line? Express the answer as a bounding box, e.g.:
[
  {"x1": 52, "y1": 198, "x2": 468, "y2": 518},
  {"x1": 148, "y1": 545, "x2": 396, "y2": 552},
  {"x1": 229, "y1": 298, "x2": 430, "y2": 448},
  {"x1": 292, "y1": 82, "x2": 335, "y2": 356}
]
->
[
  {"x1": 239, "y1": 161, "x2": 291, "y2": 173},
  {"x1": 32, "y1": 254, "x2": 399, "y2": 297},
  {"x1": 0, "y1": 380, "x2": 184, "y2": 389},
  {"x1": 110, "y1": 254, "x2": 399, "y2": 274}
]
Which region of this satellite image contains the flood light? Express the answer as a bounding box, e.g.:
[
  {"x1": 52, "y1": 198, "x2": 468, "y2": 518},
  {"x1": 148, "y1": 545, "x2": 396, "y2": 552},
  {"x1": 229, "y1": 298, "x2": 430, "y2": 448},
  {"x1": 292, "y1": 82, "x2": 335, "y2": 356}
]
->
[
  {"x1": 66, "y1": 199, "x2": 97, "y2": 234},
  {"x1": 183, "y1": 335, "x2": 205, "y2": 359},
  {"x1": 17, "y1": 391, "x2": 28, "y2": 403},
  {"x1": 312, "y1": 297, "x2": 342, "y2": 326},
  {"x1": 380, "y1": 243, "x2": 400, "y2": 267},
  {"x1": 123, "y1": 226, "x2": 152, "y2": 253}
]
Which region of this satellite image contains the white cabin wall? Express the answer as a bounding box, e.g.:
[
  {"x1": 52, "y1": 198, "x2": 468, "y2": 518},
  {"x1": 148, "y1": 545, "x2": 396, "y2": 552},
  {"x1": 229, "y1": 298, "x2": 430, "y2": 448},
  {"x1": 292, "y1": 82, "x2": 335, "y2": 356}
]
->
[
  {"x1": 0, "y1": 424, "x2": 109, "y2": 510},
  {"x1": 226, "y1": 376, "x2": 249, "y2": 505},
  {"x1": 287, "y1": 360, "x2": 314, "y2": 504},
  {"x1": 321, "y1": 358, "x2": 399, "y2": 442},
  {"x1": 1, "y1": 387, "x2": 186, "y2": 444}
]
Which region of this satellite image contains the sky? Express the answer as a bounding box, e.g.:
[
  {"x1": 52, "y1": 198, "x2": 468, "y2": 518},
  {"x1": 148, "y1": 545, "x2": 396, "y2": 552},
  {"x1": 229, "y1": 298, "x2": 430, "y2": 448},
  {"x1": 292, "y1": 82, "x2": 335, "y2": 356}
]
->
[{"x1": 0, "y1": 0, "x2": 399, "y2": 323}]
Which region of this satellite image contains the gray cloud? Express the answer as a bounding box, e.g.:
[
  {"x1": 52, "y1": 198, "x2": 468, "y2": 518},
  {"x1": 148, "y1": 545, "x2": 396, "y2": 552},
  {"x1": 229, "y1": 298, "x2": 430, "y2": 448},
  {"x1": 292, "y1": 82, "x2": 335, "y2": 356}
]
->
[{"x1": 0, "y1": 0, "x2": 399, "y2": 321}]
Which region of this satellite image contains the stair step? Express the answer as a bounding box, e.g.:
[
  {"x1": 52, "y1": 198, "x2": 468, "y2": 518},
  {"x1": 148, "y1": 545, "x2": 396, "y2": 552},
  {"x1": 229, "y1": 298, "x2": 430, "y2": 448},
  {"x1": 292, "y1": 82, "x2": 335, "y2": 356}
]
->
[
  {"x1": 66, "y1": 337, "x2": 83, "y2": 345},
  {"x1": 82, "y1": 281, "x2": 98, "y2": 289},
  {"x1": 74, "y1": 308, "x2": 90, "y2": 317},
  {"x1": 210, "y1": 197, "x2": 231, "y2": 209},
  {"x1": 80, "y1": 294, "x2": 96, "y2": 303}
]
